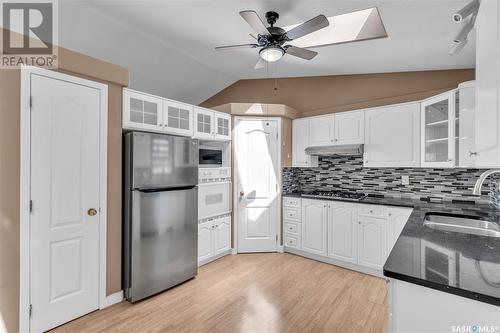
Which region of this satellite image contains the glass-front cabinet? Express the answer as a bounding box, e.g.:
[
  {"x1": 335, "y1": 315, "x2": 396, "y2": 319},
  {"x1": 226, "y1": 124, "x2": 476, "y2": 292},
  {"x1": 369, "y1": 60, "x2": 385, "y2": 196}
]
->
[
  {"x1": 194, "y1": 107, "x2": 231, "y2": 140},
  {"x1": 163, "y1": 99, "x2": 193, "y2": 136},
  {"x1": 421, "y1": 90, "x2": 456, "y2": 168},
  {"x1": 123, "y1": 89, "x2": 163, "y2": 131}
]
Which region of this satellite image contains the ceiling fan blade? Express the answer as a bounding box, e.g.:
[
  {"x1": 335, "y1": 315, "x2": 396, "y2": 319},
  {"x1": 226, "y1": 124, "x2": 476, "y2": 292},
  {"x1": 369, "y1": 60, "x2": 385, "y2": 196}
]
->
[
  {"x1": 215, "y1": 43, "x2": 259, "y2": 51},
  {"x1": 285, "y1": 45, "x2": 318, "y2": 60},
  {"x1": 254, "y1": 58, "x2": 267, "y2": 69},
  {"x1": 240, "y1": 10, "x2": 270, "y2": 36},
  {"x1": 286, "y1": 14, "x2": 329, "y2": 40}
]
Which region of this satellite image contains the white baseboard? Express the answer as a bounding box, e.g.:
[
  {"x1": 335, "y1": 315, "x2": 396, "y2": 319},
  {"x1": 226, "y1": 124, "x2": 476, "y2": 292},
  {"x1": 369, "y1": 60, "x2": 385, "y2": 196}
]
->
[
  {"x1": 101, "y1": 290, "x2": 123, "y2": 309},
  {"x1": 277, "y1": 245, "x2": 284, "y2": 253},
  {"x1": 198, "y1": 249, "x2": 232, "y2": 267},
  {"x1": 231, "y1": 248, "x2": 237, "y2": 255}
]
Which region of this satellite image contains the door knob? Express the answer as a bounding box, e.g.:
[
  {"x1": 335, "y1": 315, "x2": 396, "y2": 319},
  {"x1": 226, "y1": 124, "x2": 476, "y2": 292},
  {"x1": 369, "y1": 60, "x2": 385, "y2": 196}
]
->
[
  {"x1": 239, "y1": 191, "x2": 245, "y2": 197},
  {"x1": 87, "y1": 208, "x2": 98, "y2": 216}
]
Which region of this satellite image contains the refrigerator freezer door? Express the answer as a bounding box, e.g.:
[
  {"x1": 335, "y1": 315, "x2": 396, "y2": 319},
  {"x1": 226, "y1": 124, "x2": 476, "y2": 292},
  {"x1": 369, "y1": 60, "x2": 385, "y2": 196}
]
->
[
  {"x1": 126, "y1": 186, "x2": 198, "y2": 302},
  {"x1": 129, "y1": 132, "x2": 198, "y2": 189}
]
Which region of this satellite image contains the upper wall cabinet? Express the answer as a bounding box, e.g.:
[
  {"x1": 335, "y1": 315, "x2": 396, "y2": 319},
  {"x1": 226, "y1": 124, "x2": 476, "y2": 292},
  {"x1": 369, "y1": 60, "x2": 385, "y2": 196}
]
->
[
  {"x1": 334, "y1": 111, "x2": 365, "y2": 145},
  {"x1": 123, "y1": 89, "x2": 163, "y2": 132},
  {"x1": 292, "y1": 118, "x2": 319, "y2": 167},
  {"x1": 457, "y1": 81, "x2": 476, "y2": 167},
  {"x1": 163, "y1": 99, "x2": 194, "y2": 137},
  {"x1": 194, "y1": 107, "x2": 231, "y2": 141},
  {"x1": 307, "y1": 111, "x2": 364, "y2": 147},
  {"x1": 420, "y1": 91, "x2": 456, "y2": 168},
  {"x1": 475, "y1": 0, "x2": 500, "y2": 167},
  {"x1": 364, "y1": 102, "x2": 420, "y2": 168}
]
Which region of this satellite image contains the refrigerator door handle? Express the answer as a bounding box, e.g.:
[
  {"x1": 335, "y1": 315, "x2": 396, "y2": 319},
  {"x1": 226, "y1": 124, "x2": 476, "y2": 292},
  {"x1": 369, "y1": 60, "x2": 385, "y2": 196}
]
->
[{"x1": 135, "y1": 185, "x2": 197, "y2": 193}]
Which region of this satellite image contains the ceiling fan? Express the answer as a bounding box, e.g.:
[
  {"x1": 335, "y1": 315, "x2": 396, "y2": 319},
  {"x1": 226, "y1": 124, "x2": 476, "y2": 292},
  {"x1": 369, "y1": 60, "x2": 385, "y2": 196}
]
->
[{"x1": 215, "y1": 10, "x2": 329, "y2": 69}]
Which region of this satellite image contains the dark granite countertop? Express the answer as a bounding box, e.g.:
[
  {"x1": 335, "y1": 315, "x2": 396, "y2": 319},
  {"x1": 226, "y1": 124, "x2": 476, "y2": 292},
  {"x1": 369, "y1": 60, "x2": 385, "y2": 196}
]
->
[{"x1": 283, "y1": 192, "x2": 500, "y2": 306}]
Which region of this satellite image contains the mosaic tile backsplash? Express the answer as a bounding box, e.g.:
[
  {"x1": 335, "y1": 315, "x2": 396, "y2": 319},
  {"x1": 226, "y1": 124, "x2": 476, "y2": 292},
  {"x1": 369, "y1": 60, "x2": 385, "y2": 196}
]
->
[{"x1": 283, "y1": 156, "x2": 500, "y2": 206}]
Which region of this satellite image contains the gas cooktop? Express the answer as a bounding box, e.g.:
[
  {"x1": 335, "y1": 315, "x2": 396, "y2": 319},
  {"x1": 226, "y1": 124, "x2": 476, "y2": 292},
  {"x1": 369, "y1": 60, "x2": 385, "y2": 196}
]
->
[{"x1": 301, "y1": 190, "x2": 367, "y2": 202}]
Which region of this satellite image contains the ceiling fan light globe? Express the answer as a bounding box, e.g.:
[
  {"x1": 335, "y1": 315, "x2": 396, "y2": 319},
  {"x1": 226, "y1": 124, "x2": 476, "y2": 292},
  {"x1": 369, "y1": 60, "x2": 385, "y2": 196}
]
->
[{"x1": 259, "y1": 46, "x2": 284, "y2": 62}]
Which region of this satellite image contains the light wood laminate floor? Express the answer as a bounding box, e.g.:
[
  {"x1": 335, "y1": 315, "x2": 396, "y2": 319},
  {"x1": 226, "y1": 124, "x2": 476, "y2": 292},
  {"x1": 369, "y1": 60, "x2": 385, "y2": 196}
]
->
[{"x1": 52, "y1": 253, "x2": 388, "y2": 333}]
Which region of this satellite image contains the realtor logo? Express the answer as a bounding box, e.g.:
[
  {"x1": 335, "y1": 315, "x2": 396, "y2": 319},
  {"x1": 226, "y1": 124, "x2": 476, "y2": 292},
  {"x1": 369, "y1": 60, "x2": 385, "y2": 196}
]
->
[{"x1": 1, "y1": 0, "x2": 58, "y2": 68}]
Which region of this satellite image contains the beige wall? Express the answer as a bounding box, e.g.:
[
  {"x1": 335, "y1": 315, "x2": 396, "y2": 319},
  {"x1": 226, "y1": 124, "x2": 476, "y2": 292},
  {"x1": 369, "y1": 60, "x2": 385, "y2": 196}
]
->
[
  {"x1": 201, "y1": 69, "x2": 475, "y2": 116},
  {"x1": 0, "y1": 37, "x2": 128, "y2": 333}
]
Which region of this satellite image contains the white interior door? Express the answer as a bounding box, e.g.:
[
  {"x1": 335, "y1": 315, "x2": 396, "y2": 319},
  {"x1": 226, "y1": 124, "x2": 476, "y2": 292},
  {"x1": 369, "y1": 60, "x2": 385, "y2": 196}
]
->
[
  {"x1": 30, "y1": 74, "x2": 102, "y2": 332},
  {"x1": 236, "y1": 119, "x2": 279, "y2": 252}
]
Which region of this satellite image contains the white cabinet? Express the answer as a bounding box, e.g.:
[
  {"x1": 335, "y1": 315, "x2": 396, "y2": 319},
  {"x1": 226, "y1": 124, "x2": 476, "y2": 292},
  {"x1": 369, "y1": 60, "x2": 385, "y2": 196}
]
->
[
  {"x1": 421, "y1": 91, "x2": 456, "y2": 168},
  {"x1": 357, "y1": 215, "x2": 387, "y2": 270},
  {"x1": 309, "y1": 115, "x2": 335, "y2": 146},
  {"x1": 123, "y1": 89, "x2": 163, "y2": 132},
  {"x1": 197, "y1": 216, "x2": 232, "y2": 266},
  {"x1": 301, "y1": 199, "x2": 328, "y2": 256},
  {"x1": 364, "y1": 102, "x2": 421, "y2": 167},
  {"x1": 214, "y1": 217, "x2": 231, "y2": 255},
  {"x1": 307, "y1": 111, "x2": 364, "y2": 147},
  {"x1": 457, "y1": 81, "x2": 476, "y2": 167},
  {"x1": 475, "y1": 0, "x2": 500, "y2": 167},
  {"x1": 292, "y1": 119, "x2": 318, "y2": 167},
  {"x1": 194, "y1": 107, "x2": 231, "y2": 141},
  {"x1": 387, "y1": 207, "x2": 413, "y2": 254},
  {"x1": 327, "y1": 201, "x2": 357, "y2": 264},
  {"x1": 334, "y1": 111, "x2": 364, "y2": 145},
  {"x1": 198, "y1": 221, "x2": 214, "y2": 263},
  {"x1": 163, "y1": 99, "x2": 194, "y2": 136}
]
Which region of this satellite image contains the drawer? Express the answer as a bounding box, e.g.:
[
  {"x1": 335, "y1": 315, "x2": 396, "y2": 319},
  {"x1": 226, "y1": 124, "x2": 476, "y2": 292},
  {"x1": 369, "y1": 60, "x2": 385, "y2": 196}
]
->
[
  {"x1": 284, "y1": 234, "x2": 301, "y2": 249},
  {"x1": 283, "y1": 207, "x2": 300, "y2": 221},
  {"x1": 283, "y1": 196, "x2": 301, "y2": 208},
  {"x1": 284, "y1": 221, "x2": 300, "y2": 235},
  {"x1": 358, "y1": 204, "x2": 387, "y2": 218}
]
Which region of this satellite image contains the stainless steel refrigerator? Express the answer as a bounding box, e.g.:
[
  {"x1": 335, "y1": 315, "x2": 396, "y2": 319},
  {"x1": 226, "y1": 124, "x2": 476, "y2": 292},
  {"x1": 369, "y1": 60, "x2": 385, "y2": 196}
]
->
[{"x1": 123, "y1": 131, "x2": 198, "y2": 302}]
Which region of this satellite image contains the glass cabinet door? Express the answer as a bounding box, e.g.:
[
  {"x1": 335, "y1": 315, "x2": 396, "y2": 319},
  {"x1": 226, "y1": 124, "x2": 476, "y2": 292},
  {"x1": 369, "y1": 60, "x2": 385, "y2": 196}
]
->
[
  {"x1": 421, "y1": 91, "x2": 456, "y2": 167},
  {"x1": 123, "y1": 89, "x2": 163, "y2": 131},
  {"x1": 163, "y1": 100, "x2": 193, "y2": 136},
  {"x1": 215, "y1": 114, "x2": 231, "y2": 139},
  {"x1": 194, "y1": 107, "x2": 214, "y2": 139}
]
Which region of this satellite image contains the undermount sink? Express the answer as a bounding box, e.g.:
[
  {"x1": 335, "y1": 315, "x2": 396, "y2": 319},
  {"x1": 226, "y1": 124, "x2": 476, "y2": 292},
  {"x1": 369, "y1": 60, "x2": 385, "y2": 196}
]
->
[{"x1": 423, "y1": 213, "x2": 500, "y2": 238}]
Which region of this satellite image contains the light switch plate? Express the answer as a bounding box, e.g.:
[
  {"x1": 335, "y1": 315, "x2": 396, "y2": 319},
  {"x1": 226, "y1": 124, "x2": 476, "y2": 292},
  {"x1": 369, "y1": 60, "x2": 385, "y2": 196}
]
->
[{"x1": 401, "y1": 175, "x2": 410, "y2": 186}]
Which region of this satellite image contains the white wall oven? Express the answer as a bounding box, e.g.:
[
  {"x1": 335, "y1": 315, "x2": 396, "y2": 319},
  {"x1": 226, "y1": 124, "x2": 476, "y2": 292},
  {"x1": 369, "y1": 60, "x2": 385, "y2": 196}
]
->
[{"x1": 198, "y1": 167, "x2": 231, "y2": 220}]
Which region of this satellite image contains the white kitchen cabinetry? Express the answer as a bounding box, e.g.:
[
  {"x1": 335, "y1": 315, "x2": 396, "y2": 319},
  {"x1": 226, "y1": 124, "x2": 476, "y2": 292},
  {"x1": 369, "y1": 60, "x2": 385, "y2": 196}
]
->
[
  {"x1": 421, "y1": 91, "x2": 456, "y2": 168},
  {"x1": 123, "y1": 89, "x2": 163, "y2": 132},
  {"x1": 457, "y1": 81, "x2": 476, "y2": 167},
  {"x1": 194, "y1": 107, "x2": 231, "y2": 141},
  {"x1": 283, "y1": 197, "x2": 302, "y2": 249},
  {"x1": 198, "y1": 215, "x2": 231, "y2": 266},
  {"x1": 162, "y1": 99, "x2": 194, "y2": 136},
  {"x1": 307, "y1": 111, "x2": 364, "y2": 147},
  {"x1": 357, "y1": 215, "x2": 387, "y2": 270},
  {"x1": 327, "y1": 201, "x2": 357, "y2": 264},
  {"x1": 475, "y1": 0, "x2": 500, "y2": 167},
  {"x1": 292, "y1": 119, "x2": 318, "y2": 167},
  {"x1": 334, "y1": 110, "x2": 365, "y2": 145},
  {"x1": 301, "y1": 199, "x2": 328, "y2": 256},
  {"x1": 387, "y1": 207, "x2": 412, "y2": 254},
  {"x1": 309, "y1": 115, "x2": 334, "y2": 146},
  {"x1": 364, "y1": 102, "x2": 421, "y2": 167}
]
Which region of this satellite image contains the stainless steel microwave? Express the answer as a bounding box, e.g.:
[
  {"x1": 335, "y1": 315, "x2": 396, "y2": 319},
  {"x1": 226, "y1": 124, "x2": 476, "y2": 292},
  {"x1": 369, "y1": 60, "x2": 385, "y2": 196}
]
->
[{"x1": 199, "y1": 148, "x2": 222, "y2": 165}]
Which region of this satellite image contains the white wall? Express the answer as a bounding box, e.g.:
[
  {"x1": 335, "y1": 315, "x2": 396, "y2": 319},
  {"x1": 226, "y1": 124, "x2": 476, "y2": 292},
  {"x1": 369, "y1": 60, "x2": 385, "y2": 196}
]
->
[{"x1": 58, "y1": 1, "x2": 236, "y2": 105}]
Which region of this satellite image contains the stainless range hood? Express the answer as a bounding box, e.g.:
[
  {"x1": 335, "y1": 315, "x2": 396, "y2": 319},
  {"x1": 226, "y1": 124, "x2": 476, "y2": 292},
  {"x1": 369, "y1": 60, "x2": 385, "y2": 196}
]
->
[{"x1": 305, "y1": 144, "x2": 364, "y2": 156}]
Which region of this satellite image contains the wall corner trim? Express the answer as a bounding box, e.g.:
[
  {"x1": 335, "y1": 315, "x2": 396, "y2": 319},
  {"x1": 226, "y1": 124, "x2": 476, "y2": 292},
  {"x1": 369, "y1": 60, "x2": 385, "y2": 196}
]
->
[{"x1": 101, "y1": 290, "x2": 124, "y2": 309}]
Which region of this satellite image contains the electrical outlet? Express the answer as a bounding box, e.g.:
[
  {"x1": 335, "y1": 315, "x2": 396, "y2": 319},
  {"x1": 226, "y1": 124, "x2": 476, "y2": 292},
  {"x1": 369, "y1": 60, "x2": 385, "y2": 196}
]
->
[{"x1": 401, "y1": 175, "x2": 410, "y2": 186}]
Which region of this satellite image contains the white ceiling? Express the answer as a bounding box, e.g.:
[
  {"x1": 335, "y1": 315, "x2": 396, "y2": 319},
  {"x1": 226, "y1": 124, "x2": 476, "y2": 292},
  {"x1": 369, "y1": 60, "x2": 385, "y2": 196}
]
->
[{"x1": 87, "y1": 0, "x2": 476, "y2": 80}]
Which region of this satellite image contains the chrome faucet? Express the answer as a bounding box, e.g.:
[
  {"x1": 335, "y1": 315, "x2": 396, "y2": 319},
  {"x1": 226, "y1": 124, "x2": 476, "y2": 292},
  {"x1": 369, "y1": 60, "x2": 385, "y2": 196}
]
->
[{"x1": 473, "y1": 169, "x2": 500, "y2": 195}]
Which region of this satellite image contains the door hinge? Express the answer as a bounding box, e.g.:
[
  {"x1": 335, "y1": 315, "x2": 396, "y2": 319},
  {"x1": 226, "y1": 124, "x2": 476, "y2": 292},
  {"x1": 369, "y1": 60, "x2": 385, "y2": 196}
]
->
[
  {"x1": 29, "y1": 96, "x2": 32, "y2": 108},
  {"x1": 276, "y1": 235, "x2": 278, "y2": 242},
  {"x1": 29, "y1": 200, "x2": 33, "y2": 213},
  {"x1": 276, "y1": 132, "x2": 278, "y2": 139},
  {"x1": 29, "y1": 304, "x2": 32, "y2": 318}
]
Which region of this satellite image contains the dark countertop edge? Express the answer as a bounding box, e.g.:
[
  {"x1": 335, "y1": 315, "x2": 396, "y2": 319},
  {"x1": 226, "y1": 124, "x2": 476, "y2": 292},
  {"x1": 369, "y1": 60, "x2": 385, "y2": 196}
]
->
[{"x1": 383, "y1": 269, "x2": 500, "y2": 306}]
